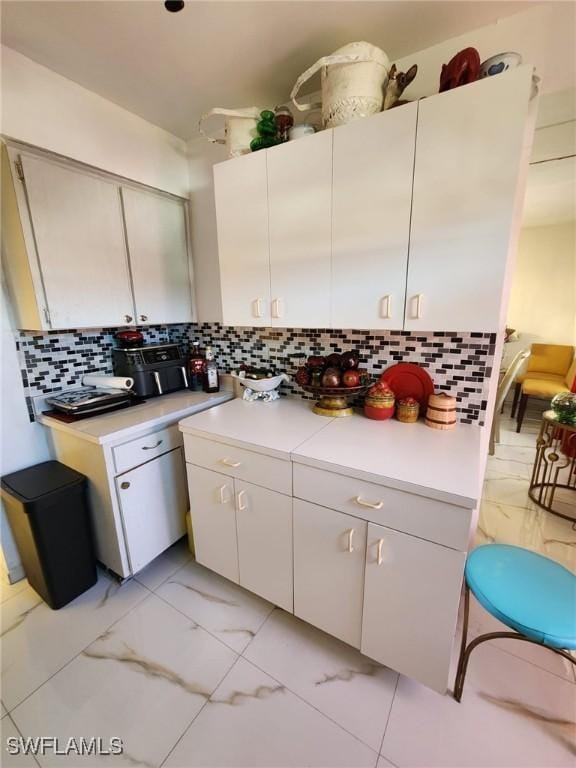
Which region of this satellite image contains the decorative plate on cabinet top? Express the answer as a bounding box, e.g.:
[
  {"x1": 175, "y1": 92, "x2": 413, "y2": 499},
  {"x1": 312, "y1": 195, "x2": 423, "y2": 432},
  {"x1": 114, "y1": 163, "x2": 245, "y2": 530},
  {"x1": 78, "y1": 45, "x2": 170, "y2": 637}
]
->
[{"x1": 380, "y1": 363, "x2": 434, "y2": 409}]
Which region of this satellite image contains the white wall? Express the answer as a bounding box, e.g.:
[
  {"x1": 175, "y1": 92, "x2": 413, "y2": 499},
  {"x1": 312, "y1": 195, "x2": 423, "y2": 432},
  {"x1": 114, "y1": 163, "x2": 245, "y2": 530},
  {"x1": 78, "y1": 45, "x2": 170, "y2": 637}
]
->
[
  {"x1": 0, "y1": 47, "x2": 191, "y2": 581},
  {"x1": 1, "y1": 46, "x2": 190, "y2": 196},
  {"x1": 1, "y1": 276, "x2": 53, "y2": 582},
  {"x1": 187, "y1": 138, "x2": 227, "y2": 323},
  {"x1": 507, "y1": 221, "x2": 576, "y2": 346}
]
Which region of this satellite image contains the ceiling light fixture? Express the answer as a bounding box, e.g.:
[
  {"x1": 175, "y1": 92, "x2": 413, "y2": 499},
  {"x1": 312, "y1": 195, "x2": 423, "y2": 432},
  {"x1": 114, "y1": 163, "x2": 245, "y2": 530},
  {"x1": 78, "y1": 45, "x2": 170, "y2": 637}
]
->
[{"x1": 164, "y1": 1, "x2": 185, "y2": 12}]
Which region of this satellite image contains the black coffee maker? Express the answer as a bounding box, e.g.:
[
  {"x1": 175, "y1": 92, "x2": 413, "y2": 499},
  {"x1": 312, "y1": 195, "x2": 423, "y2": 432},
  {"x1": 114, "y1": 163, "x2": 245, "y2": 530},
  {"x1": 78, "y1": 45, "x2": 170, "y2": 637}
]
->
[{"x1": 113, "y1": 343, "x2": 188, "y2": 397}]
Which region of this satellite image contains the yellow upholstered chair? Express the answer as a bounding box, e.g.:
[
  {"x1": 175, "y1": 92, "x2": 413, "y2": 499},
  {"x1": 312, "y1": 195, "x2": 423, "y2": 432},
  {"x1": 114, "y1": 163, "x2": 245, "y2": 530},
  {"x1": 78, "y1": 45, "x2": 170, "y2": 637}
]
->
[{"x1": 514, "y1": 344, "x2": 575, "y2": 432}]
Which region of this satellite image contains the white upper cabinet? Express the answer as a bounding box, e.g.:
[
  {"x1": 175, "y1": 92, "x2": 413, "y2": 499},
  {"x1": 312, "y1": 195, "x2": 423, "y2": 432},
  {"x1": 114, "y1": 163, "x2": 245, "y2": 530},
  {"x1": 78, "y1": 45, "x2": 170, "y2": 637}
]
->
[
  {"x1": 122, "y1": 187, "x2": 193, "y2": 325},
  {"x1": 267, "y1": 131, "x2": 332, "y2": 328},
  {"x1": 2, "y1": 146, "x2": 194, "y2": 330},
  {"x1": 19, "y1": 153, "x2": 135, "y2": 329},
  {"x1": 209, "y1": 68, "x2": 534, "y2": 332},
  {"x1": 332, "y1": 103, "x2": 417, "y2": 330},
  {"x1": 214, "y1": 151, "x2": 271, "y2": 326},
  {"x1": 404, "y1": 67, "x2": 534, "y2": 332}
]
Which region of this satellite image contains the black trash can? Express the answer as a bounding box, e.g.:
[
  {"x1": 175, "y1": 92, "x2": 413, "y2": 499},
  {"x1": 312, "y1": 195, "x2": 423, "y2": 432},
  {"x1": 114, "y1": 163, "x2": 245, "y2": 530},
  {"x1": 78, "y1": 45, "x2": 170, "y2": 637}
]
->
[{"x1": 1, "y1": 461, "x2": 97, "y2": 609}]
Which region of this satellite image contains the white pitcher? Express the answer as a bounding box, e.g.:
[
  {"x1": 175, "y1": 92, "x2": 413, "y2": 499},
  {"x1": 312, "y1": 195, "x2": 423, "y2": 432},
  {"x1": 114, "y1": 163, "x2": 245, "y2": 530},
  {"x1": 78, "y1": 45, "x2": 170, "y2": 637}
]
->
[
  {"x1": 290, "y1": 42, "x2": 390, "y2": 128},
  {"x1": 198, "y1": 107, "x2": 261, "y2": 158}
]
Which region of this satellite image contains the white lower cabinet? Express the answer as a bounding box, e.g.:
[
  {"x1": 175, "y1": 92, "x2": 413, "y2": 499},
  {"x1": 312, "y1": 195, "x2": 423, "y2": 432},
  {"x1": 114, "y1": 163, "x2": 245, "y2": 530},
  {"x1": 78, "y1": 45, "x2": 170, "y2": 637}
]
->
[
  {"x1": 361, "y1": 523, "x2": 466, "y2": 693},
  {"x1": 116, "y1": 448, "x2": 188, "y2": 574},
  {"x1": 183, "y1": 430, "x2": 473, "y2": 693},
  {"x1": 186, "y1": 465, "x2": 239, "y2": 583},
  {"x1": 293, "y1": 499, "x2": 367, "y2": 648},
  {"x1": 186, "y1": 464, "x2": 293, "y2": 607},
  {"x1": 236, "y1": 480, "x2": 293, "y2": 611}
]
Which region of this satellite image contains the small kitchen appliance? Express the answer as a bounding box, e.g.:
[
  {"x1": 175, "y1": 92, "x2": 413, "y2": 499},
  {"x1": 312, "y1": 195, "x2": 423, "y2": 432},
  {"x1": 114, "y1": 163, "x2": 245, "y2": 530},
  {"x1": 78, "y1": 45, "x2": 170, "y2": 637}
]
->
[
  {"x1": 46, "y1": 388, "x2": 134, "y2": 417},
  {"x1": 113, "y1": 343, "x2": 188, "y2": 397}
]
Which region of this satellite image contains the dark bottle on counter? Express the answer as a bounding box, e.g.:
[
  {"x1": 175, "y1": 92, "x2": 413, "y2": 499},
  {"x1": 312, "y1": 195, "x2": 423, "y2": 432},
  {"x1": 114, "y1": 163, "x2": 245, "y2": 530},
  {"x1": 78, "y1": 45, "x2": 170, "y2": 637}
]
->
[
  {"x1": 203, "y1": 347, "x2": 220, "y2": 393},
  {"x1": 187, "y1": 341, "x2": 205, "y2": 392}
]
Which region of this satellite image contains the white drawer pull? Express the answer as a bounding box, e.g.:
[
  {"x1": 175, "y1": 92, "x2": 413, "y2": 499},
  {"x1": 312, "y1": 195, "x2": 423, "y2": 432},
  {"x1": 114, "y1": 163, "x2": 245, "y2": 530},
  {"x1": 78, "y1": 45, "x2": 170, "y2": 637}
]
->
[
  {"x1": 376, "y1": 538, "x2": 384, "y2": 566},
  {"x1": 271, "y1": 298, "x2": 283, "y2": 319},
  {"x1": 252, "y1": 298, "x2": 264, "y2": 318},
  {"x1": 354, "y1": 495, "x2": 383, "y2": 510},
  {"x1": 237, "y1": 489, "x2": 247, "y2": 511},
  {"x1": 142, "y1": 439, "x2": 163, "y2": 451},
  {"x1": 220, "y1": 458, "x2": 242, "y2": 468},
  {"x1": 380, "y1": 294, "x2": 392, "y2": 320},
  {"x1": 345, "y1": 528, "x2": 355, "y2": 553},
  {"x1": 218, "y1": 485, "x2": 230, "y2": 504},
  {"x1": 414, "y1": 293, "x2": 423, "y2": 320}
]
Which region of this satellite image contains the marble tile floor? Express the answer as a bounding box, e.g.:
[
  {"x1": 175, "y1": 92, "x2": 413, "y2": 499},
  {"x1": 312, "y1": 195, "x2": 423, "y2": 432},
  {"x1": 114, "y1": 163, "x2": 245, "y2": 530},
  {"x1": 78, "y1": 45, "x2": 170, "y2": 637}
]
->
[{"x1": 1, "y1": 402, "x2": 574, "y2": 768}]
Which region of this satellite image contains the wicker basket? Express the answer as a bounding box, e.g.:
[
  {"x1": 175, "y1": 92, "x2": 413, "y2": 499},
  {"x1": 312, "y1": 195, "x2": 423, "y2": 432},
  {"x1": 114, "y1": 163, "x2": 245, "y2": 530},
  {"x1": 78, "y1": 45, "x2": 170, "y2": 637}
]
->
[{"x1": 425, "y1": 393, "x2": 457, "y2": 430}]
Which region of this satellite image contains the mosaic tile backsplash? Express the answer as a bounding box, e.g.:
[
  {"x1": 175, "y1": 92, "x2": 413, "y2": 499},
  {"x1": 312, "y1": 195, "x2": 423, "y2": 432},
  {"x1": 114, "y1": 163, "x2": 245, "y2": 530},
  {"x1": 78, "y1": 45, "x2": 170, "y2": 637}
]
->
[{"x1": 16, "y1": 324, "x2": 495, "y2": 424}]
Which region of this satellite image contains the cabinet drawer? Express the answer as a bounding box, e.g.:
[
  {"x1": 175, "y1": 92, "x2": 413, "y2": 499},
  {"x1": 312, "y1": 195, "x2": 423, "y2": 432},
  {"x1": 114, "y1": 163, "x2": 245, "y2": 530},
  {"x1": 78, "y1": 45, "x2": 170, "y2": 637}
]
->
[
  {"x1": 183, "y1": 434, "x2": 291, "y2": 495},
  {"x1": 293, "y1": 463, "x2": 471, "y2": 551},
  {"x1": 113, "y1": 425, "x2": 182, "y2": 475}
]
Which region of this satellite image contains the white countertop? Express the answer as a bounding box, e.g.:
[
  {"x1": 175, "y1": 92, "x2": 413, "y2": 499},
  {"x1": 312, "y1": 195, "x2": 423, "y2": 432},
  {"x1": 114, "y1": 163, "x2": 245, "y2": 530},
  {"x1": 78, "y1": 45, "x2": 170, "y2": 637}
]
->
[
  {"x1": 293, "y1": 414, "x2": 482, "y2": 508},
  {"x1": 179, "y1": 397, "x2": 482, "y2": 507},
  {"x1": 179, "y1": 398, "x2": 332, "y2": 460},
  {"x1": 39, "y1": 390, "x2": 234, "y2": 446}
]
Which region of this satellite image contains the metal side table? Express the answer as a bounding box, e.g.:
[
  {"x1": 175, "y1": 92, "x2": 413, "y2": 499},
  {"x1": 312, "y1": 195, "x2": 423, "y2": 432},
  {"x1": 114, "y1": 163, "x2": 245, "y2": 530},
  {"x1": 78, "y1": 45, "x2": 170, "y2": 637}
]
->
[{"x1": 529, "y1": 411, "x2": 576, "y2": 522}]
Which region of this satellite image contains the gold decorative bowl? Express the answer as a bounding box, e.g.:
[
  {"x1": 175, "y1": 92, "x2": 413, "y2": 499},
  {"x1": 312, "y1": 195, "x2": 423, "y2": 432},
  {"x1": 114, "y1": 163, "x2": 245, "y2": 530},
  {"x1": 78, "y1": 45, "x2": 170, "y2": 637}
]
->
[{"x1": 301, "y1": 383, "x2": 373, "y2": 417}]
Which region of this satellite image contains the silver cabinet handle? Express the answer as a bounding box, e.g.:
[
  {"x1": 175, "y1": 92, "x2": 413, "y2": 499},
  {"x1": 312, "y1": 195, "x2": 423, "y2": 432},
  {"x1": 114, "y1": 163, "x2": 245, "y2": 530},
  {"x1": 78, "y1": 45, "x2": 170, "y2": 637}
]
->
[
  {"x1": 142, "y1": 439, "x2": 163, "y2": 450},
  {"x1": 413, "y1": 294, "x2": 423, "y2": 320},
  {"x1": 354, "y1": 495, "x2": 383, "y2": 510},
  {"x1": 120, "y1": 481, "x2": 130, "y2": 490},
  {"x1": 376, "y1": 538, "x2": 384, "y2": 565},
  {"x1": 124, "y1": 314, "x2": 133, "y2": 323},
  {"x1": 380, "y1": 295, "x2": 392, "y2": 320},
  {"x1": 252, "y1": 299, "x2": 264, "y2": 318},
  {"x1": 153, "y1": 371, "x2": 163, "y2": 395},
  {"x1": 237, "y1": 489, "x2": 247, "y2": 511},
  {"x1": 180, "y1": 366, "x2": 189, "y2": 388},
  {"x1": 220, "y1": 458, "x2": 242, "y2": 468},
  {"x1": 139, "y1": 314, "x2": 148, "y2": 322},
  {"x1": 345, "y1": 528, "x2": 355, "y2": 553}
]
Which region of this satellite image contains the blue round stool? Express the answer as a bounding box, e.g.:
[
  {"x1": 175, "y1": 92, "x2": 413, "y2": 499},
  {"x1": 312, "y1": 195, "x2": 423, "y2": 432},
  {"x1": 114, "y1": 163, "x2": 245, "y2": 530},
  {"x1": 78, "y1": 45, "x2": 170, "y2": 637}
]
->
[{"x1": 454, "y1": 544, "x2": 576, "y2": 701}]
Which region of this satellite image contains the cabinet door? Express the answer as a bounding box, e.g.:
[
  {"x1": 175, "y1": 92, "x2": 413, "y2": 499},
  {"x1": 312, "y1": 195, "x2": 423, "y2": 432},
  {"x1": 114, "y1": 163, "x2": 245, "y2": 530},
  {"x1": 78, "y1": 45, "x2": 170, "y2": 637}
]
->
[
  {"x1": 235, "y1": 480, "x2": 293, "y2": 611},
  {"x1": 293, "y1": 499, "x2": 366, "y2": 647},
  {"x1": 267, "y1": 131, "x2": 332, "y2": 328},
  {"x1": 405, "y1": 68, "x2": 534, "y2": 331},
  {"x1": 213, "y1": 152, "x2": 271, "y2": 326},
  {"x1": 332, "y1": 104, "x2": 417, "y2": 329},
  {"x1": 186, "y1": 464, "x2": 238, "y2": 583},
  {"x1": 362, "y1": 522, "x2": 465, "y2": 693},
  {"x1": 122, "y1": 187, "x2": 193, "y2": 325},
  {"x1": 116, "y1": 448, "x2": 187, "y2": 574},
  {"x1": 20, "y1": 154, "x2": 134, "y2": 328}
]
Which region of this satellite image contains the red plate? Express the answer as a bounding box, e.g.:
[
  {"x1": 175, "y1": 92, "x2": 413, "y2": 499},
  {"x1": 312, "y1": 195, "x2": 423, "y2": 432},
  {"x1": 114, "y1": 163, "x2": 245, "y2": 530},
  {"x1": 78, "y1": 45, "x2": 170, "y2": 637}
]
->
[{"x1": 380, "y1": 363, "x2": 434, "y2": 407}]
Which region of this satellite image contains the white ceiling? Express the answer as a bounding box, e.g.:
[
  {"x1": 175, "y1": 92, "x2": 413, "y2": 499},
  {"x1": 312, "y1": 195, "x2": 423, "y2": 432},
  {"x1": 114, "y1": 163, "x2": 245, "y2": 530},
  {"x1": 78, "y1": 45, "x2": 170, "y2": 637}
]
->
[{"x1": 0, "y1": 0, "x2": 537, "y2": 140}]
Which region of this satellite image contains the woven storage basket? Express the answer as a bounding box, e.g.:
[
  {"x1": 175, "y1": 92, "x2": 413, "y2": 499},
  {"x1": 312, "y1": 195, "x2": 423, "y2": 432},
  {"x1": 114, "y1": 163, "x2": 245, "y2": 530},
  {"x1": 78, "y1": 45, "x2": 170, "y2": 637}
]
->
[{"x1": 425, "y1": 393, "x2": 457, "y2": 430}]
